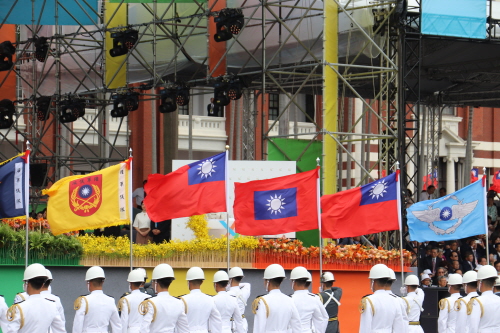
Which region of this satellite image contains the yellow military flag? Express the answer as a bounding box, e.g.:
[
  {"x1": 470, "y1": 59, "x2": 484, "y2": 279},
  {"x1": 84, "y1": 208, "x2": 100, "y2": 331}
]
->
[{"x1": 42, "y1": 160, "x2": 132, "y2": 235}]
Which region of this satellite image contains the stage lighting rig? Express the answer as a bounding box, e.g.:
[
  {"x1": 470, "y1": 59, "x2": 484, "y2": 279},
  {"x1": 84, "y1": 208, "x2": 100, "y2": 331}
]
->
[
  {"x1": 0, "y1": 41, "x2": 16, "y2": 72},
  {"x1": 227, "y1": 75, "x2": 251, "y2": 100},
  {"x1": 59, "y1": 98, "x2": 86, "y2": 123},
  {"x1": 111, "y1": 92, "x2": 140, "y2": 118},
  {"x1": 36, "y1": 96, "x2": 52, "y2": 121},
  {"x1": 0, "y1": 99, "x2": 15, "y2": 129},
  {"x1": 109, "y1": 29, "x2": 139, "y2": 57},
  {"x1": 176, "y1": 83, "x2": 190, "y2": 106},
  {"x1": 213, "y1": 77, "x2": 230, "y2": 106},
  {"x1": 159, "y1": 88, "x2": 177, "y2": 113},
  {"x1": 214, "y1": 8, "x2": 244, "y2": 42},
  {"x1": 34, "y1": 37, "x2": 49, "y2": 62}
]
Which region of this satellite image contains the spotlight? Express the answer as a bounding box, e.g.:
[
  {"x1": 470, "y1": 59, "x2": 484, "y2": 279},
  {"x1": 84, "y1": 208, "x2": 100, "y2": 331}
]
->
[
  {"x1": 159, "y1": 89, "x2": 177, "y2": 113},
  {"x1": 213, "y1": 77, "x2": 230, "y2": 106},
  {"x1": 111, "y1": 92, "x2": 140, "y2": 118},
  {"x1": 109, "y1": 29, "x2": 139, "y2": 57},
  {"x1": 0, "y1": 41, "x2": 16, "y2": 72},
  {"x1": 227, "y1": 75, "x2": 251, "y2": 100},
  {"x1": 59, "y1": 98, "x2": 85, "y2": 123},
  {"x1": 36, "y1": 96, "x2": 52, "y2": 121},
  {"x1": 176, "y1": 85, "x2": 190, "y2": 106},
  {"x1": 34, "y1": 37, "x2": 49, "y2": 62},
  {"x1": 214, "y1": 8, "x2": 244, "y2": 42},
  {"x1": 0, "y1": 99, "x2": 15, "y2": 129}
]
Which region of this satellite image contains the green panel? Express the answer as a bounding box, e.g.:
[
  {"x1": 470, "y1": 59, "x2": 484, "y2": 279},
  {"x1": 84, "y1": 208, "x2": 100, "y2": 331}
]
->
[
  {"x1": 110, "y1": 0, "x2": 206, "y2": 3},
  {"x1": 267, "y1": 138, "x2": 322, "y2": 247},
  {"x1": 0, "y1": 266, "x2": 24, "y2": 308}
]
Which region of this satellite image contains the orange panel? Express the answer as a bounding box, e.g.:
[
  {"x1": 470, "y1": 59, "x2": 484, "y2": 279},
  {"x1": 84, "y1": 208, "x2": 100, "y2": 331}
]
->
[
  {"x1": 208, "y1": 0, "x2": 226, "y2": 77},
  {"x1": 0, "y1": 25, "x2": 16, "y2": 100}
]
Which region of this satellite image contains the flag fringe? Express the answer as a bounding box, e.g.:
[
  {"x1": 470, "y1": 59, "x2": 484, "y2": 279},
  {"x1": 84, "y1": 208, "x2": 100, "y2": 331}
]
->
[
  {"x1": 51, "y1": 219, "x2": 129, "y2": 236},
  {"x1": 0, "y1": 152, "x2": 25, "y2": 167}
]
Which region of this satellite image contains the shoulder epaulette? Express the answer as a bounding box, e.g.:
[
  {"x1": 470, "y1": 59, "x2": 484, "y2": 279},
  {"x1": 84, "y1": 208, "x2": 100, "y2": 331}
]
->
[
  {"x1": 359, "y1": 296, "x2": 375, "y2": 316},
  {"x1": 13, "y1": 300, "x2": 24, "y2": 304},
  {"x1": 361, "y1": 294, "x2": 372, "y2": 298},
  {"x1": 177, "y1": 294, "x2": 187, "y2": 297},
  {"x1": 255, "y1": 294, "x2": 266, "y2": 299},
  {"x1": 252, "y1": 296, "x2": 269, "y2": 318},
  {"x1": 118, "y1": 297, "x2": 130, "y2": 314},
  {"x1": 239, "y1": 286, "x2": 244, "y2": 289},
  {"x1": 229, "y1": 294, "x2": 236, "y2": 298},
  {"x1": 174, "y1": 296, "x2": 188, "y2": 314},
  {"x1": 7, "y1": 304, "x2": 24, "y2": 329},
  {"x1": 74, "y1": 296, "x2": 89, "y2": 315},
  {"x1": 439, "y1": 298, "x2": 451, "y2": 313},
  {"x1": 286, "y1": 294, "x2": 292, "y2": 297},
  {"x1": 44, "y1": 298, "x2": 55, "y2": 302},
  {"x1": 467, "y1": 297, "x2": 483, "y2": 317},
  {"x1": 80, "y1": 294, "x2": 89, "y2": 297},
  {"x1": 308, "y1": 293, "x2": 316, "y2": 297},
  {"x1": 105, "y1": 294, "x2": 114, "y2": 298}
]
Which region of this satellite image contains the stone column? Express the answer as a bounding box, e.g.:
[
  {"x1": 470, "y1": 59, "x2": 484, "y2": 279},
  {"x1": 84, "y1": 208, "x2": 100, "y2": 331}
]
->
[{"x1": 445, "y1": 157, "x2": 456, "y2": 194}]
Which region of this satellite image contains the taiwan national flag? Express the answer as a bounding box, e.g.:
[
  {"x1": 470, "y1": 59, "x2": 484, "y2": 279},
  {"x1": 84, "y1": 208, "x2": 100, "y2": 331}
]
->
[
  {"x1": 0, "y1": 151, "x2": 29, "y2": 218},
  {"x1": 489, "y1": 170, "x2": 500, "y2": 193},
  {"x1": 471, "y1": 168, "x2": 479, "y2": 183},
  {"x1": 144, "y1": 152, "x2": 226, "y2": 221},
  {"x1": 422, "y1": 169, "x2": 438, "y2": 190},
  {"x1": 321, "y1": 171, "x2": 400, "y2": 238},
  {"x1": 233, "y1": 168, "x2": 319, "y2": 236}
]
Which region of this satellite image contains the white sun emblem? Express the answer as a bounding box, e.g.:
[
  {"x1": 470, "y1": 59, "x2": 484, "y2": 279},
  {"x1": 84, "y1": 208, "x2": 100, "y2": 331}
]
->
[
  {"x1": 368, "y1": 180, "x2": 388, "y2": 200},
  {"x1": 266, "y1": 194, "x2": 286, "y2": 214},
  {"x1": 441, "y1": 209, "x2": 451, "y2": 219},
  {"x1": 81, "y1": 187, "x2": 91, "y2": 196},
  {"x1": 197, "y1": 158, "x2": 217, "y2": 179}
]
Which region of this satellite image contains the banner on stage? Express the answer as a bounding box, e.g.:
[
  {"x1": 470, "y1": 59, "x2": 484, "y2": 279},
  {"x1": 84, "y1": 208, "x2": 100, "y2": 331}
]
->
[{"x1": 0, "y1": 151, "x2": 29, "y2": 219}]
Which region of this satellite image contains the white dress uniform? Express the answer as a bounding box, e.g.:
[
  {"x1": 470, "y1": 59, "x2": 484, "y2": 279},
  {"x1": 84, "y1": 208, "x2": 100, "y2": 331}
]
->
[
  {"x1": 467, "y1": 290, "x2": 500, "y2": 333},
  {"x1": 118, "y1": 289, "x2": 149, "y2": 333},
  {"x1": 359, "y1": 289, "x2": 406, "y2": 333},
  {"x1": 454, "y1": 291, "x2": 478, "y2": 333},
  {"x1": 182, "y1": 289, "x2": 222, "y2": 333},
  {"x1": 290, "y1": 290, "x2": 328, "y2": 333},
  {"x1": 0, "y1": 295, "x2": 8, "y2": 333},
  {"x1": 6, "y1": 294, "x2": 66, "y2": 333},
  {"x1": 402, "y1": 290, "x2": 424, "y2": 333},
  {"x1": 438, "y1": 292, "x2": 461, "y2": 333},
  {"x1": 387, "y1": 290, "x2": 409, "y2": 333},
  {"x1": 213, "y1": 290, "x2": 244, "y2": 333},
  {"x1": 72, "y1": 290, "x2": 121, "y2": 333},
  {"x1": 227, "y1": 283, "x2": 251, "y2": 332},
  {"x1": 41, "y1": 290, "x2": 66, "y2": 325},
  {"x1": 139, "y1": 291, "x2": 190, "y2": 333},
  {"x1": 13, "y1": 292, "x2": 28, "y2": 304},
  {"x1": 252, "y1": 289, "x2": 302, "y2": 333}
]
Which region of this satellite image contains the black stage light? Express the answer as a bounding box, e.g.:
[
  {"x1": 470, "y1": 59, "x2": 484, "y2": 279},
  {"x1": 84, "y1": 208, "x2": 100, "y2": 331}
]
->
[
  {"x1": 34, "y1": 37, "x2": 49, "y2": 62},
  {"x1": 0, "y1": 41, "x2": 16, "y2": 72},
  {"x1": 110, "y1": 29, "x2": 139, "y2": 57},
  {"x1": 227, "y1": 76, "x2": 251, "y2": 100},
  {"x1": 214, "y1": 9, "x2": 244, "y2": 42},
  {"x1": 59, "y1": 98, "x2": 85, "y2": 123},
  {"x1": 176, "y1": 85, "x2": 190, "y2": 106},
  {"x1": 159, "y1": 89, "x2": 177, "y2": 113},
  {"x1": 111, "y1": 92, "x2": 140, "y2": 118},
  {"x1": 36, "y1": 96, "x2": 52, "y2": 121},
  {"x1": 213, "y1": 78, "x2": 230, "y2": 106},
  {"x1": 0, "y1": 99, "x2": 15, "y2": 129}
]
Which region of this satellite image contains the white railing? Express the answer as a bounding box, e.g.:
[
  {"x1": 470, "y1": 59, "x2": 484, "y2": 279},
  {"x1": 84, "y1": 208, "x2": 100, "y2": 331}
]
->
[
  {"x1": 267, "y1": 120, "x2": 318, "y2": 139},
  {"x1": 178, "y1": 115, "x2": 228, "y2": 151}
]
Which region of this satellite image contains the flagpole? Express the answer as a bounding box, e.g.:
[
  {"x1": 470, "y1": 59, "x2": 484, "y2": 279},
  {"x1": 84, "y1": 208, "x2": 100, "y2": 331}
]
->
[
  {"x1": 24, "y1": 142, "x2": 31, "y2": 268},
  {"x1": 225, "y1": 146, "x2": 230, "y2": 271},
  {"x1": 396, "y1": 162, "x2": 405, "y2": 285},
  {"x1": 316, "y1": 157, "x2": 322, "y2": 290},
  {"x1": 129, "y1": 148, "x2": 134, "y2": 271},
  {"x1": 484, "y1": 166, "x2": 490, "y2": 265}
]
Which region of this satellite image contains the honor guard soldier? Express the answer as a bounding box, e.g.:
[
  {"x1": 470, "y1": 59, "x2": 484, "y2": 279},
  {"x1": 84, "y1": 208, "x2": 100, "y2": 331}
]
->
[
  {"x1": 359, "y1": 264, "x2": 406, "y2": 333},
  {"x1": 290, "y1": 266, "x2": 328, "y2": 333},
  {"x1": 252, "y1": 264, "x2": 302, "y2": 333},
  {"x1": 402, "y1": 275, "x2": 424, "y2": 333},
  {"x1": 73, "y1": 266, "x2": 121, "y2": 333},
  {"x1": 183, "y1": 267, "x2": 222, "y2": 333},
  {"x1": 6, "y1": 263, "x2": 65, "y2": 333},
  {"x1": 13, "y1": 291, "x2": 28, "y2": 304},
  {"x1": 1, "y1": 294, "x2": 8, "y2": 332},
  {"x1": 494, "y1": 276, "x2": 500, "y2": 296},
  {"x1": 41, "y1": 269, "x2": 66, "y2": 328},
  {"x1": 213, "y1": 271, "x2": 244, "y2": 333},
  {"x1": 227, "y1": 267, "x2": 251, "y2": 332},
  {"x1": 119, "y1": 269, "x2": 150, "y2": 333},
  {"x1": 139, "y1": 263, "x2": 189, "y2": 333},
  {"x1": 467, "y1": 265, "x2": 500, "y2": 333},
  {"x1": 318, "y1": 271, "x2": 342, "y2": 333},
  {"x1": 386, "y1": 269, "x2": 409, "y2": 332},
  {"x1": 438, "y1": 273, "x2": 462, "y2": 333},
  {"x1": 455, "y1": 271, "x2": 478, "y2": 333}
]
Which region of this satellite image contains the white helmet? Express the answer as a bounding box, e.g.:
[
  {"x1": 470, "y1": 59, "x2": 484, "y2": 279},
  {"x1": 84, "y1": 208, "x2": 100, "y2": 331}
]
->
[
  {"x1": 23, "y1": 263, "x2": 47, "y2": 281},
  {"x1": 128, "y1": 269, "x2": 146, "y2": 282},
  {"x1": 290, "y1": 266, "x2": 309, "y2": 280},
  {"x1": 186, "y1": 267, "x2": 205, "y2": 281},
  {"x1": 263, "y1": 264, "x2": 286, "y2": 279},
  {"x1": 135, "y1": 268, "x2": 147, "y2": 280},
  {"x1": 152, "y1": 264, "x2": 175, "y2": 280},
  {"x1": 421, "y1": 274, "x2": 431, "y2": 282},
  {"x1": 462, "y1": 270, "x2": 478, "y2": 284},
  {"x1": 85, "y1": 266, "x2": 105, "y2": 281},
  {"x1": 228, "y1": 267, "x2": 244, "y2": 278},
  {"x1": 477, "y1": 265, "x2": 498, "y2": 280},
  {"x1": 448, "y1": 273, "x2": 463, "y2": 286},
  {"x1": 368, "y1": 264, "x2": 391, "y2": 279},
  {"x1": 495, "y1": 276, "x2": 500, "y2": 287},
  {"x1": 388, "y1": 269, "x2": 396, "y2": 281},
  {"x1": 306, "y1": 272, "x2": 312, "y2": 283},
  {"x1": 404, "y1": 275, "x2": 419, "y2": 286},
  {"x1": 213, "y1": 271, "x2": 229, "y2": 283},
  {"x1": 45, "y1": 269, "x2": 53, "y2": 280},
  {"x1": 322, "y1": 272, "x2": 335, "y2": 282}
]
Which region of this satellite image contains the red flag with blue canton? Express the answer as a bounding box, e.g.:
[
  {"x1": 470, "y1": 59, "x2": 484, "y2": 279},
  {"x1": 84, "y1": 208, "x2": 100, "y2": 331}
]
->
[
  {"x1": 144, "y1": 152, "x2": 226, "y2": 221},
  {"x1": 470, "y1": 168, "x2": 479, "y2": 183},
  {"x1": 233, "y1": 168, "x2": 319, "y2": 236},
  {"x1": 321, "y1": 171, "x2": 400, "y2": 238},
  {"x1": 489, "y1": 170, "x2": 500, "y2": 193}
]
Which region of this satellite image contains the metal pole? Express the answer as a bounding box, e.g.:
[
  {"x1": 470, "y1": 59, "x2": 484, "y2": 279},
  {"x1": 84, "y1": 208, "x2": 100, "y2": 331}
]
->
[
  {"x1": 225, "y1": 146, "x2": 230, "y2": 271},
  {"x1": 316, "y1": 158, "x2": 322, "y2": 291},
  {"x1": 464, "y1": 107, "x2": 474, "y2": 187},
  {"x1": 129, "y1": 148, "x2": 134, "y2": 271},
  {"x1": 484, "y1": 167, "x2": 490, "y2": 265},
  {"x1": 151, "y1": 0, "x2": 158, "y2": 173},
  {"x1": 24, "y1": 141, "x2": 31, "y2": 268}
]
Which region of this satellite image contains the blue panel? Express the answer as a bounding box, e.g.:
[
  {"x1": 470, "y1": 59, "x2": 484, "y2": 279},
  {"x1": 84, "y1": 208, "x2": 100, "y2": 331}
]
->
[
  {"x1": 421, "y1": 0, "x2": 486, "y2": 39},
  {"x1": 0, "y1": 0, "x2": 99, "y2": 26}
]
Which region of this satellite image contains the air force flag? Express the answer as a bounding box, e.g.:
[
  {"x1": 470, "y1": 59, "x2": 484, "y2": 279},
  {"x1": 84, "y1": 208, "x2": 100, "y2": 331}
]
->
[{"x1": 407, "y1": 179, "x2": 487, "y2": 242}]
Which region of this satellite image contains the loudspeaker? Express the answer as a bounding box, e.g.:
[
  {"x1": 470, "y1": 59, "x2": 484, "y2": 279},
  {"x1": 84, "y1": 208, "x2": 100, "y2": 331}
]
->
[{"x1": 30, "y1": 163, "x2": 48, "y2": 187}]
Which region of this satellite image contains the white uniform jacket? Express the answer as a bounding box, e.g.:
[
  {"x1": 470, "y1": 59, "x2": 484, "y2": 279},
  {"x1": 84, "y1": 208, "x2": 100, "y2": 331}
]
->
[
  {"x1": 139, "y1": 291, "x2": 189, "y2": 333},
  {"x1": 227, "y1": 283, "x2": 251, "y2": 332},
  {"x1": 290, "y1": 290, "x2": 328, "y2": 333},
  {"x1": 41, "y1": 290, "x2": 66, "y2": 325},
  {"x1": 403, "y1": 290, "x2": 424, "y2": 333},
  {"x1": 0, "y1": 296, "x2": 9, "y2": 333},
  {"x1": 468, "y1": 290, "x2": 500, "y2": 333},
  {"x1": 213, "y1": 290, "x2": 244, "y2": 333},
  {"x1": 252, "y1": 289, "x2": 302, "y2": 333},
  {"x1": 359, "y1": 289, "x2": 406, "y2": 333},
  {"x1": 182, "y1": 289, "x2": 222, "y2": 333},
  {"x1": 13, "y1": 292, "x2": 28, "y2": 304},
  {"x1": 387, "y1": 291, "x2": 409, "y2": 333},
  {"x1": 438, "y1": 292, "x2": 461, "y2": 333},
  {"x1": 119, "y1": 289, "x2": 150, "y2": 333},
  {"x1": 6, "y1": 294, "x2": 65, "y2": 333},
  {"x1": 454, "y1": 291, "x2": 478, "y2": 333},
  {"x1": 72, "y1": 290, "x2": 121, "y2": 333}
]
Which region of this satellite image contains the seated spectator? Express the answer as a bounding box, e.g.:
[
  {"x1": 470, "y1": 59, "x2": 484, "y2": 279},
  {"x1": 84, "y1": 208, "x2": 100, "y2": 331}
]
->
[
  {"x1": 421, "y1": 274, "x2": 432, "y2": 288},
  {"x1": 493, "y1": 243, "x2": 500, "y2": 261},
  {"x1": 339, "y1": 236, "x2": 361, "y2": 245},
  {"x1": 448, "y1": 250, "x2": 461, "y2": 264},
  {"x1": 455, "y1": 269, "x2": 463, "y2": 276},
  {"x1": 495, "y1": 260, "x2": 500, "y2": 273},
  {"x1": 436, "y1": 267, "x2": 448, "y2": 278},
  {"x1": 437, "y1": 276, "x2": 448, "y2": 287},
  {"x1": 462, "y1": 251, "x2": 476, "y2": 272},
  {"x1": 450, "y1": 259, "x2": 462, "y2": 274},
  {"x1": 478, "y1": 257, "x2": 488, "y2": 266}
]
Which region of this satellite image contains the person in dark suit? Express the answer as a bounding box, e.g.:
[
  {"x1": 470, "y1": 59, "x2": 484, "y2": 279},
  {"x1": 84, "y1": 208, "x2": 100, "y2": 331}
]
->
[
  {"x1": 149, "y1": 219, "x2": 171, "y2": 243},
  {"x1": 423, "y1": 247, "x2": 442, "y2": 279},
  {"x1": 207, "y1": 98, "x2": 220, "y2": 117},
  {"x1": 461, "y1": 238, "x2": 485, "y2": 265},
  {"x1": 462, "y1": 251, "x2": 476, "y2": 273}
]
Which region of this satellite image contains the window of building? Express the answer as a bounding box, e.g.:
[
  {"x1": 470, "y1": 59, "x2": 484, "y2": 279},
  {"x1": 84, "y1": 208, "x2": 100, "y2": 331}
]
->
[
  {"x1": 268, "y1": 94, "x2": 279, "y2": 120},
  {"x1": 305, "y1": 94, "x2": 315, "y2": 123},
  {"x1": 441, "y1": 106, "x2": 455, "y2": 115}
]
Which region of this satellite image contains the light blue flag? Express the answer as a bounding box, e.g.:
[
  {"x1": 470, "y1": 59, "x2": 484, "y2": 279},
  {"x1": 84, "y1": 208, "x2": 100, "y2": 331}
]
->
[{"x1": 407, "y1": 179, "x2": 486, "y2": 242}]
